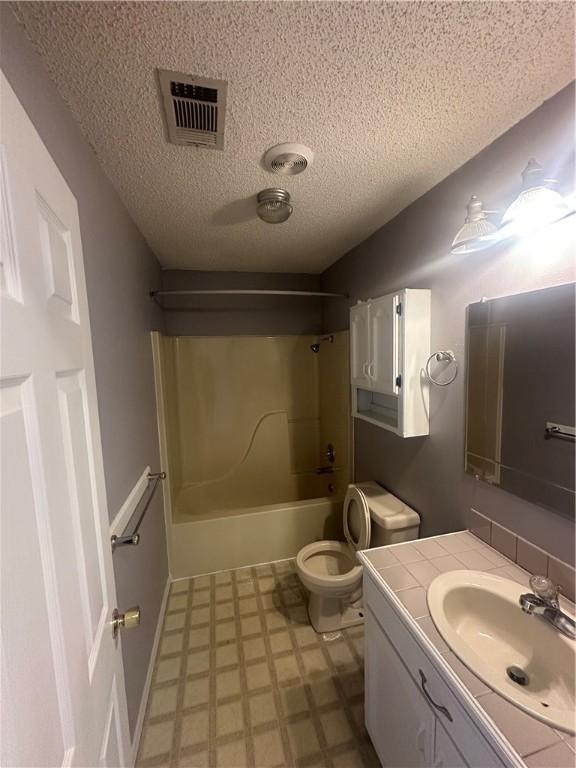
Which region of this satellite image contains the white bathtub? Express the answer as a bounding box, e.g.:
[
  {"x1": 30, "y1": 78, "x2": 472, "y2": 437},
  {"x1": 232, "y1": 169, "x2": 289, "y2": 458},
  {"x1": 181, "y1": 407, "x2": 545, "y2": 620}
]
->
[{"x1": 169, "y1": 495, "x2": 343, "y2": 578}]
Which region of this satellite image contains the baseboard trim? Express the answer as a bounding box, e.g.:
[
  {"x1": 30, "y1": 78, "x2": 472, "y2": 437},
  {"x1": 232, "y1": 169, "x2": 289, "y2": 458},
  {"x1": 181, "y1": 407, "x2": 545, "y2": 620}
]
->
[{"x1": 130, "y1": 576, "x2": 170, "y2": 766}]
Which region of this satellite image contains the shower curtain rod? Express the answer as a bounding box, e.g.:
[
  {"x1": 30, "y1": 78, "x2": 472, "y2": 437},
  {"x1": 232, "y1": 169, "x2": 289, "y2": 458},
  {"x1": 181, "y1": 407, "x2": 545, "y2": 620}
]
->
[{"x1": 150, "y1": 289, "x2": 348, "y2": 299}]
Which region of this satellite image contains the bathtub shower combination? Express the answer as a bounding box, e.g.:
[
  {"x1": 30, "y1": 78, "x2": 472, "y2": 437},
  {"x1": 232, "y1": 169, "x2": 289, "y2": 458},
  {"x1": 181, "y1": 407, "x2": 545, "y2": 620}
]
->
[{"x1": 152, "y1": 332, "x2": 351, "y2": 577}]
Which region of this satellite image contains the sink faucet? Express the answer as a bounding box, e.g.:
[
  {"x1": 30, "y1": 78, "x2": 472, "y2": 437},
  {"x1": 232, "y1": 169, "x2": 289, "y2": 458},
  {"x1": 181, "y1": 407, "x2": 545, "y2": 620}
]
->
[{"x1": 520, "y1": 575, "x2": 576, "y2": 640}]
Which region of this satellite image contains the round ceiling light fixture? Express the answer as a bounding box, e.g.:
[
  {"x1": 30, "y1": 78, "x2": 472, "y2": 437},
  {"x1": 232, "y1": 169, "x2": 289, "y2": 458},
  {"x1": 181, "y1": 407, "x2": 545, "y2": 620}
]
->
[
  {"x1": 263, "y1": 143, "x2": 314, "y2": 176},
  {"x1": 256, "y1": 188, "x2": 293, "y2": 223}
]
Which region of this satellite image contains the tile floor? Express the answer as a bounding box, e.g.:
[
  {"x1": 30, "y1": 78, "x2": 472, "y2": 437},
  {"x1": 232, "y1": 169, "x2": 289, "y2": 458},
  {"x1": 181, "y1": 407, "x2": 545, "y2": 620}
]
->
[{"x1": 137, "y1": 559, "x2": 379, "y2": 768}]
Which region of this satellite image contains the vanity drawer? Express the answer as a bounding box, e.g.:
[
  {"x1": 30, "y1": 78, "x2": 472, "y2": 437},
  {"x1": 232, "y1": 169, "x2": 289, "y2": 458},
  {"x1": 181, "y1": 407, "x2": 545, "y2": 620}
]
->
[{"x1": 364, "y1": 572, "x2": 509, "y2": 767}]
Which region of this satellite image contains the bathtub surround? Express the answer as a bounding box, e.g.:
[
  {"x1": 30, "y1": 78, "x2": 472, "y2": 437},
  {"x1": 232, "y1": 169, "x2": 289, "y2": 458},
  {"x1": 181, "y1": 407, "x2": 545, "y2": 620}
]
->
[
  {"x1": 161, "y1": 271, "x2": 323, "y2": 336},
  {"x1": 153, "y1": 331, "x2": 351, "y2": 576},
  {"x1": 321, "y1": 84, "x2": 576, "y2": 565},
  {"x1": 159, "y1": 333, "x2": 350, "y2": 517},
  {"x1": 1, "y1": 6, "x2": 168, "y2": 740}
]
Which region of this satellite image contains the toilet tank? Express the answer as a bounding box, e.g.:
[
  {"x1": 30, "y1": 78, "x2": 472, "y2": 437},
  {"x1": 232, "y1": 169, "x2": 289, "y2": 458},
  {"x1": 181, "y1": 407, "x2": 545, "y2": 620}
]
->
[{"x1": 355, "y1": 481, "x2": 420, "y2": 547}]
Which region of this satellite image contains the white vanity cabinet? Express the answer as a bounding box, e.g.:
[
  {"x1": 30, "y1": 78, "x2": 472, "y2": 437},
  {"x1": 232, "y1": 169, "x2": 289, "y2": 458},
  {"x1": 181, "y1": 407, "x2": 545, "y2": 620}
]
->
[
  {"x1": 435, "y1": 721, "x2": 467, "y2": 768},
  {"x1": 350, "y1": 289, "x2": 430, "y2": 437},
  {"x1": 364, "y1": 571, "x2": 511, "y2": 768},
  {"x1": 365, "y1": 609, "x2": 435, "y2": 766}
]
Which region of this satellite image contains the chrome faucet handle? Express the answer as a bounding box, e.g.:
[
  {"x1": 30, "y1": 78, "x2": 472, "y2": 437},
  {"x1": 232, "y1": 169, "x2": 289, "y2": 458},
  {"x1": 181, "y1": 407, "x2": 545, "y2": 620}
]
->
[{"x1": 529, "y1": 575, "x2": 560, "y2": 605}]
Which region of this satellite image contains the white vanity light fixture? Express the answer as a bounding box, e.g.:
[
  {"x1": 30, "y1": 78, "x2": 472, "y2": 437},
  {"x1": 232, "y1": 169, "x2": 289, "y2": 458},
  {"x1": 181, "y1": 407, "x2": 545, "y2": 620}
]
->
[
  {"x1": 452, "y1": 159, "x2": 574, "y2": 254},
  {"x1": 450, "y1": 196, "x2": 497, "y2": 254},
  {"x1": 498, "y1": 158, "x2": 570, "y2": 239}
]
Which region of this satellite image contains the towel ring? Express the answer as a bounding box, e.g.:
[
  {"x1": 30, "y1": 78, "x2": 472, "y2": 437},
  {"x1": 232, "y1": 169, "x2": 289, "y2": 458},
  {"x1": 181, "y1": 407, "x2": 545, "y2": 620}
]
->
[{"x1": 425, "y1": 350, "x2": 458, "y2": 387}]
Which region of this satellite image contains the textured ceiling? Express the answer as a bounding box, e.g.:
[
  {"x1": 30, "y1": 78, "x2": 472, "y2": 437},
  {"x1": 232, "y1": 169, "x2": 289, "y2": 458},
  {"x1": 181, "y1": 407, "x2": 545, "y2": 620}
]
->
[{"x1": 12, "y1": 1, "x2": 575, "y2": 273}]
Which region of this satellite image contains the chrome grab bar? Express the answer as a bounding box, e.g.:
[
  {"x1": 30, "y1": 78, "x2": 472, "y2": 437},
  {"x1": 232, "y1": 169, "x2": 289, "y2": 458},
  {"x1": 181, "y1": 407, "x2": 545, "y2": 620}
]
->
[{"x1": 111, "y1": 472, "x2": 166, "y2": 552}]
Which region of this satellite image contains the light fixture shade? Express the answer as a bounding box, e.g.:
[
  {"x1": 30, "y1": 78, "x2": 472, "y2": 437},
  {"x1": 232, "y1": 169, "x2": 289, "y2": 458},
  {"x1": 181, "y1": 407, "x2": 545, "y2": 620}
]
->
[
  {"x1": 451, "y1": 196, "x2": 497, "y2": 254},
  {"x1": 256, "y1": 188, "x2": 293, "y2": 223},
  {"x1": 499, "y1": 158, "x2": 569, "y2": 238},
  {"x1": 500, "y1": 187, "x2": 569, "y2": 237}
]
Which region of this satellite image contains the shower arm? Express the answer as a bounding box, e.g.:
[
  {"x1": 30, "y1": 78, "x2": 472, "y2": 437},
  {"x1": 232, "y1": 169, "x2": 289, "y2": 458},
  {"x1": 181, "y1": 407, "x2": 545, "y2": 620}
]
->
[{"x1": 310, "y1": 334, "x2": 334, "y2": 352}]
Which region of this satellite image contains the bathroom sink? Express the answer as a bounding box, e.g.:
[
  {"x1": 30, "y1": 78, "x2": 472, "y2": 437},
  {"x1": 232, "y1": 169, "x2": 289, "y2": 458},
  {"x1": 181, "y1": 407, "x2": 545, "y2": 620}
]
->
[{"x1": 427, "y1": 570, "x2": 576, "y2": 734}]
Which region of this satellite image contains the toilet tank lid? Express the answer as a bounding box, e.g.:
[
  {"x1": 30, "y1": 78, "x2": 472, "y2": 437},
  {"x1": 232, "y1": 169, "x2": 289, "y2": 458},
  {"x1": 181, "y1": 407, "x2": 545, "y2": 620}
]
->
[{"x1": 354, "y1": 481, "x2": 420, "y2": 530}]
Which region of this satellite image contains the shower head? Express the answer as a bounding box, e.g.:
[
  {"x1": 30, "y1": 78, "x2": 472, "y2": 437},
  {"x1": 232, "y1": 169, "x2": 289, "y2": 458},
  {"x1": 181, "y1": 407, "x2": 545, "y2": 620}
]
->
[{"x1": 309, "y1": 335, "x2": 334, "y2": 353}]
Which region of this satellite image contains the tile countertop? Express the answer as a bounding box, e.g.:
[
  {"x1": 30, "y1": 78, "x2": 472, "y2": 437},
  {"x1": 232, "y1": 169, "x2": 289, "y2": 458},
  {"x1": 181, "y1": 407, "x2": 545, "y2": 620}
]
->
[{"x1": 359, "y1": 531, "x2": 576, "y2": 768}]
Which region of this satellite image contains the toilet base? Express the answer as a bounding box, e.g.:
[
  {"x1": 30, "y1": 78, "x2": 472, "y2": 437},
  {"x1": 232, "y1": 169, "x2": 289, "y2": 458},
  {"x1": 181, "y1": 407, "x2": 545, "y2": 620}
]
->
[{"x1": 307, "y1": 591, "x2": 365, "y2": 633}]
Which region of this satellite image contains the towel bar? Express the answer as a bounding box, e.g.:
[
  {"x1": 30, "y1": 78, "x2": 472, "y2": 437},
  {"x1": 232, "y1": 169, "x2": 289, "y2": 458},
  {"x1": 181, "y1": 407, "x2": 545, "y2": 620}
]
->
[
  {"x1": 111, "y1": 471, "x2": 166, "y2": 552},
  {"x1": 545, "y1": 422, "x2": 576, "y2": 442}
]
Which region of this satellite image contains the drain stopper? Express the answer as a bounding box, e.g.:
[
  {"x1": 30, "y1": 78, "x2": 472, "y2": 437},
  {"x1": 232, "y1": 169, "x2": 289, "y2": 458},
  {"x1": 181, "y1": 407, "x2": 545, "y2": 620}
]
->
[{"x1": 507, "y1": 665, "x2": 529, "y2": 686}]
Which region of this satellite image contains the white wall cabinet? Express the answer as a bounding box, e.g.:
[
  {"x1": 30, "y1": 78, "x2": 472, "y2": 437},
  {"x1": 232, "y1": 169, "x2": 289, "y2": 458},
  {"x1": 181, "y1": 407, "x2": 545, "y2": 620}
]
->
[
  {"x1": 370, "y1": 293, "x2": 398, "y2": 395},
  {"x1": 350, "y1": 301, "x2": 371, "y2": 389},
  {"x1": 350, "y1": 289, "x2": 430, "y2": 437}
]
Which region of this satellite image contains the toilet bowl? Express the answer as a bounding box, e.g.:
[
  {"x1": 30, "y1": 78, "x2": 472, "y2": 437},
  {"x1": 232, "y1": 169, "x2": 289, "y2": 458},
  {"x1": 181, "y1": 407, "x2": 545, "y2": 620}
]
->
[
  {"x1": 296, "y1": 540, "x2": 364, "y2": 632},
  {"x1": 296, "y1": 481, "x2": 420, "y2": 633}
]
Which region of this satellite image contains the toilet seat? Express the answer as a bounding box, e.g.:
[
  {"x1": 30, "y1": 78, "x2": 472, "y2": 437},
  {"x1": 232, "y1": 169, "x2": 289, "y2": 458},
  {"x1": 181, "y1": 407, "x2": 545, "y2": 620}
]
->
[{"x1": 343, "y1": 484, "x2": 371, "y2": 551}]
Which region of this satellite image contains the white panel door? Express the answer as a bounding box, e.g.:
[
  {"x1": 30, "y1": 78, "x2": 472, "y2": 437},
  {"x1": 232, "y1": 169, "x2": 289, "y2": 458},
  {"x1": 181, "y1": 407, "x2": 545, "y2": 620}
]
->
[
  {"x1": 0, "y1": 73, "x2": 130, "y2": 767},
  {"x1": 350, "y1": 302, "x2": 371, "y2": 388},
  {"x1": 370, "y1": 293, "x2": 398, "y2": 395}
]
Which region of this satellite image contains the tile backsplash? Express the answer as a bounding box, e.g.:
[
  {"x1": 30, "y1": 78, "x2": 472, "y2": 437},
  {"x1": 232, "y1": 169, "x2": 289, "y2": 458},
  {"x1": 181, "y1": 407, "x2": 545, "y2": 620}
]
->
[{"x1": 468, "y1": 509, "x2": 576, "y2": 602}]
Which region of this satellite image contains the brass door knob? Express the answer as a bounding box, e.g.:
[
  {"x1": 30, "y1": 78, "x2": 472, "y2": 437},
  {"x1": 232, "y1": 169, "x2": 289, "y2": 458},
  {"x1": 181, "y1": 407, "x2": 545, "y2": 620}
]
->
[{"x1": 112, "y1": 606, "x2": 141, "y2": 639}]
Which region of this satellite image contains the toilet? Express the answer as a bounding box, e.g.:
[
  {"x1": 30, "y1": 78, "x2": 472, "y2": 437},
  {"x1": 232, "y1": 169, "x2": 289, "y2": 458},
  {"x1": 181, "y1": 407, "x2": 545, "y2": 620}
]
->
[{"x1": 296, "y1": 481, "x2": 420, "y2": 633}]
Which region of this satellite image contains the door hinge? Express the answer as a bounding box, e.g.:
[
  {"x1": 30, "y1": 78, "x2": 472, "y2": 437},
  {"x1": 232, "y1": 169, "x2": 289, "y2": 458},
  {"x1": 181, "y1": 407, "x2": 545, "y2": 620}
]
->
[
  {"x1": 396, "y1": 303, "x2": 402, "y2": 316},
  {"x1": 395, "y1": 374, "x2": 402, "y2": 388}
]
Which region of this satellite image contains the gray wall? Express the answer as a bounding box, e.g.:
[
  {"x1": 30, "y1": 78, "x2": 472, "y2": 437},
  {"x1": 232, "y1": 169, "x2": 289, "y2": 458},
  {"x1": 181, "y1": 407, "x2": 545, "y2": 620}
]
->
[
  {"x1": 161, "y1": 270, "x2": 323, "y2": 336},
  {"x1": 322, "y1": 84, "x2": 575, "y2": 565},
  {"x1": 2, "y1": 7, "x2": 168, "y2": 736}
]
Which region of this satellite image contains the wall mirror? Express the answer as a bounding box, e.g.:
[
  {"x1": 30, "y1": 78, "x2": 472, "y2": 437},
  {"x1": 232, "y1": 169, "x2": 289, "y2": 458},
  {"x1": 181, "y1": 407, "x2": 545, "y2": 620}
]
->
[{"x1": 465, "y1": 283, "x2": 575, "y2": 517}]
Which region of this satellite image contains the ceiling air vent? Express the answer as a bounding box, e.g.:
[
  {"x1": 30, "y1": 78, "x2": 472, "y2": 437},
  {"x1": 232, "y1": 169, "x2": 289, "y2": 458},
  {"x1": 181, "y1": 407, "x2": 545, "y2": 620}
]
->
[{"x1": 157, "y1": 69, "x2": 227, "y2": 150}]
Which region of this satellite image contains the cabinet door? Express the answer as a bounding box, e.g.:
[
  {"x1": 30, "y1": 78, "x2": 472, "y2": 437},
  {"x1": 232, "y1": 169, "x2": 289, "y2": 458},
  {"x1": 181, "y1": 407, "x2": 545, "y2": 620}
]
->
[
  {"x1": 350, "y1": 302, "x2": 371, "y2": 388},
  {"x1": 434, "y1": 720, "x2": 468, "y2": 768},
  {"x1": 370, "y1": 294, "x2": 398, "y2": 395},
  {"x1": 365, "y1": 609, "x2": 435, "y2": 767}
]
